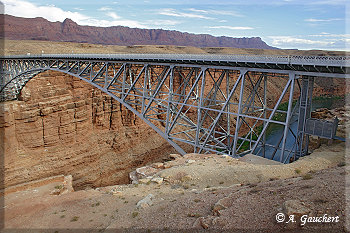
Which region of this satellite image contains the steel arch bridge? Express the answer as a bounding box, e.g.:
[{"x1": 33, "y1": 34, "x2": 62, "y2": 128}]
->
[{"x1": 1, "y1": 54, "x2": 349, "y2": 163}]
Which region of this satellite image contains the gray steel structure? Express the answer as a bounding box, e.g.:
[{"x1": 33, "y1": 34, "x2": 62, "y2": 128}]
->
[{"x1": 1, "y1": 54, "x2": 349, "y2": 163}]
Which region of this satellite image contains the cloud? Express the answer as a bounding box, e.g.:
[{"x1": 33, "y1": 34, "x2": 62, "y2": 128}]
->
[
  {"x1": 188, "y1": 8, "x2": 243, "y2": 17},
  {"x1": 269, "y1": 36, "x2": 332, "y2": 46},
  {"x1": 3, "y1": 0, "x2": 90, "y2": 23},
  {"x1": 98, "y1": 7, "x2": 113, "y2": 11},
  {"x1": 266, "y1": 34, "x2": 350, "y2": 50},
  {"x1": 147, "y1": 20, "x2": 182, "y2": 26},
  {"x1": 106, "y1": 12, "x2": 120, "y2": 20},
  {"x1": 3, "y1": 0, "x2": 147, "y2": 28},
  {"x1": 158, "y1": 8, "x2": 214, "y2": 19},
  {"x1": 309, "y1": 33, "x2": 350, "y2": 38},
  {"x1": 305, "y1": 18, "x2": 343, "y2": 22},
  {"x1": 209, "y1": 26, "x2": 254, "y2": 30},
  {"x1": 307, "y1": 0, "x2": 347, "y2": 5}
]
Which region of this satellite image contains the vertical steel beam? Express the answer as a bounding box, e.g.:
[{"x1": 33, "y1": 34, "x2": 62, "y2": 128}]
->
[
  {"x1": 194, "y1": 68, "x2": 207, "y2": 152},
  {"x1": 141, "y1": 65, "x2": 149, "y2": 114},
  {"x1": 165, "y1": 66, "x2": 175, "y2": 134},
  {"x1": 232, "y1": 71, "x2": 246, "y2": 156},
  {"x1": 122, "y1": 64, "x2": 127, "y2": 98},
  {"x1": 262, "y1": 74, "x2": 267, "y2": 157},
  {"x1": 279, "y1": 73, "x2": 295, "y2": 162},
  {"x1": 296, "y1": 76, "x2": 314, "y2": 159},
  {"x1": 104, "y1": 63, "x2": 109, "y2": 89}
]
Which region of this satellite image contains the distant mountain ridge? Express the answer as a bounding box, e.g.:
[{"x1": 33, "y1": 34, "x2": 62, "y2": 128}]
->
[{"x1": 2, "y1": 14, "x2": 276, "y2": 49}]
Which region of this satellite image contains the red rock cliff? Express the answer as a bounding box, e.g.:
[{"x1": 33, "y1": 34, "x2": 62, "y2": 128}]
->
[
  {"x1": 0, "y1": 71, "x2": 182, "y2": 190},
  {"x1": 2, "y1": 14, "x2": 276, "y2": 49}
]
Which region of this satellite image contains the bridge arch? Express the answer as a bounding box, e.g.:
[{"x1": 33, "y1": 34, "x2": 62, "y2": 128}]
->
[{"x1": 1, "y1": 54, "x2": 348, "y2": 163}]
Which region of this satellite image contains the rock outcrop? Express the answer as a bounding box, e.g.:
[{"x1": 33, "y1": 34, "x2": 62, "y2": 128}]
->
[
  {"x1": 0, "y1": 70, "x2": 180, "y2": 190},
  {"x1": 2, "y1": 14, "x2": 276, "y2": 49}
]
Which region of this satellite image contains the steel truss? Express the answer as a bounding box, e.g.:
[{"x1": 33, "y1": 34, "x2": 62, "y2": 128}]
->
[{"x1": 0, "y1": 57, "x2": 343, "y2": 163}]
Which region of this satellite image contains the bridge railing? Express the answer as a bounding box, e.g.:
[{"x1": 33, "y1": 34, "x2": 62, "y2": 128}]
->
[{"x1": 2, "y1": 53, "x2": 349, "y2": 67}]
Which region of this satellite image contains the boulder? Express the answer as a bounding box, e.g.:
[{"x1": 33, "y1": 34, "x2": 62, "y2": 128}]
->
[
  {"x1": 151, "y1": 177, "x2": 163, "y2": 184},
  {"x1": 169, "y1": 154, "x2": 181, "y2": 160},
  {"x1": 283, "y1": 199, "x2": 310, "y2": 217},
  {"x1": 186, "y1": 159, "x2": 196, "y2": 164},
  {"x1": 151, "y1": 162, "x2": 164, "y2": 169},
  {"x1": 136, "y1": 194, "x2": 154, "y2": 209},
  {"x1": 212, "y1": 197, "x2": 231, "y2": 216},
  {"x1": 135, "y1": 166, "x2": 158, "y2": 179}
]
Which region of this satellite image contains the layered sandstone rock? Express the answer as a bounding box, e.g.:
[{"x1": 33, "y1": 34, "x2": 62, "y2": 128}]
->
[
  {"x1": 0, "y1": 70, "x2": 180, "y2": 190},
  {"x1": 3, "y1": 15, "x2": 275, "y2": 49}
]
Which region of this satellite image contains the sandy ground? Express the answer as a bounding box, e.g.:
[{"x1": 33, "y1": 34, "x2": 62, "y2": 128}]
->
[
  {"x1": 1, "y1": 140, "x2": 347, "y2": 232},
  {"x1": 2, "y1": 39, "x2": 349, "y2": 56}
]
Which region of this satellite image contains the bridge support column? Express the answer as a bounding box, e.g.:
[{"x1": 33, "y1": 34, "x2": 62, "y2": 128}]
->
[{"x1": 294, "y1": 76, "x2": 314, "y2": 161}]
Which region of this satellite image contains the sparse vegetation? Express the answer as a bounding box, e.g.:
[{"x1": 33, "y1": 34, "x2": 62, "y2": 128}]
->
[
  {"x1": 60, "y1": 215, "x2": 65, "y2": 218},
  {"x1": 313, "y1": 198, "x2": 329, "y2": 204},
  {"x1": 132, "y1": 212, "x2": 139, "y2": 218},
  {"x1": 55, "y1": 185, "x2": 63, "y2": 190},
  {"x1": 194, "y1": 199, "x2": 201, "y2": 203},
  {"x1": 302, "y1": 173, "x2": 313, "y2": 180},
  {"x1": 295, "y1": 169, "x2": 301, "y2": 174},
  {"x1": 187, "y1": 213, "x2": 201, "y2": 218},
  {"x1": 301, "y1": 185, "x2": 313, "y2": 189},
  {"x1": 338, "y1": 161, "x2": 346, "y2": 167},
  {"x1": 70, "y1": 216, "x2": 79, "y2": 222},
  {"x1": 91, "y1": 202, "x2": 100, "y2": 207},
  {"x1": 249, "y1": 187, "x2": 263, "y2": 194}
]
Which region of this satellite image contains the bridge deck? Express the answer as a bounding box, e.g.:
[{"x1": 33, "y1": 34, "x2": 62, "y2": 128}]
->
[{"x1": 2, "y1": 53, "x2": 349, "y2": 78}]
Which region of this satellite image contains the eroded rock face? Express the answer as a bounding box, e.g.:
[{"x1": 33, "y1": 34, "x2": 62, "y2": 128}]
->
[
  {"x1": 4, "y1": 15, "x2": 276, "y2": 49},
  {"x1": 0, "y1": 71, "x2": 178, "y2": 190}
]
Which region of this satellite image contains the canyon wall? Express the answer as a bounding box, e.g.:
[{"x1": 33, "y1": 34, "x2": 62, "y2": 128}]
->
[
  {"x1": 2, "y1": 15, "x2": 275, "y2": 49},
  {"x1": 0, "y1": 71, "x2": 182, "y2": 190}
]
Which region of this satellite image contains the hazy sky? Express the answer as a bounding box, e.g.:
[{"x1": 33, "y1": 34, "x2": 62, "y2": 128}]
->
[{"x1": 2, "y1": 0, "x2": 349, "y2": 51}]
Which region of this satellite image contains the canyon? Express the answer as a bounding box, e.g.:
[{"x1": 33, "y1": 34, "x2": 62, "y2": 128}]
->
[
  {"x1": 0, "y1": 39, "x2": 347, "y2": 191},
  {"x1": 0, "y1": 71, "x2": 189, "y2": 190},
  {"x1": 0, "y1": 68, "x2": 346, "y2": 190}
]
